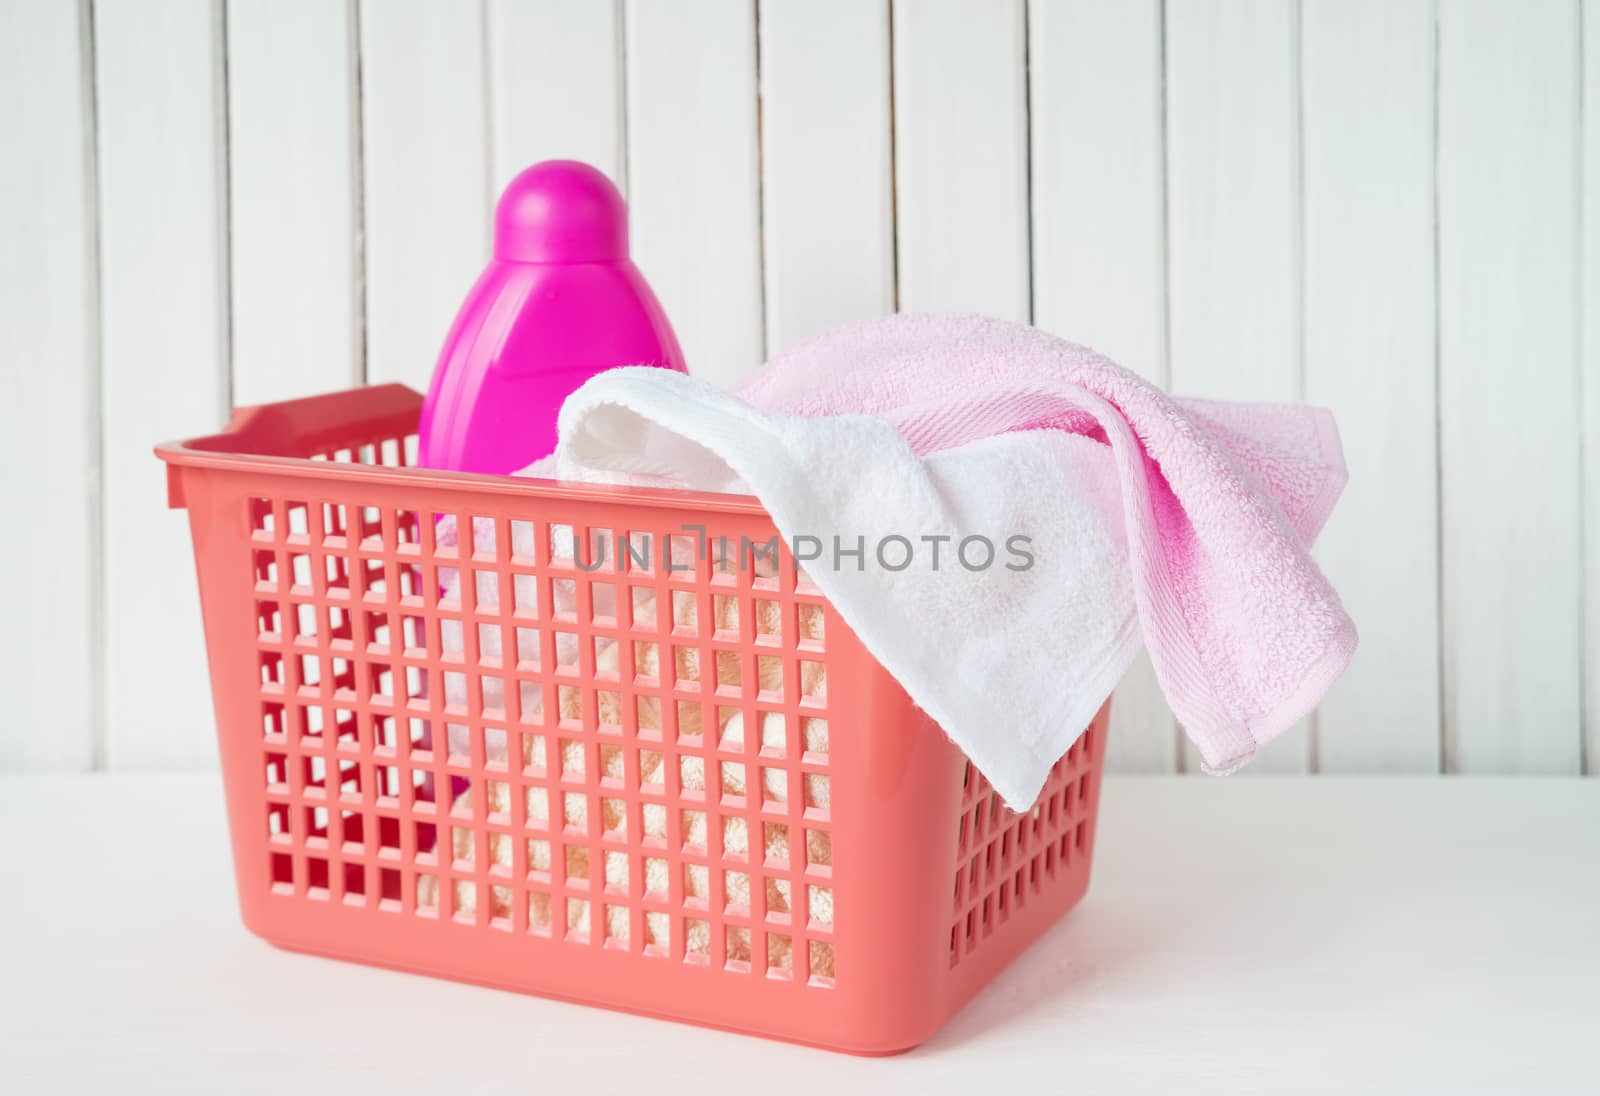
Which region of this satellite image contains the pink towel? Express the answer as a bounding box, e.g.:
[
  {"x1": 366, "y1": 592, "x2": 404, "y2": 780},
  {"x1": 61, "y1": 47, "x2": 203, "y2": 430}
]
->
[{"x1": 734, "y1": 314, "x2": 1355, "y2": 772}]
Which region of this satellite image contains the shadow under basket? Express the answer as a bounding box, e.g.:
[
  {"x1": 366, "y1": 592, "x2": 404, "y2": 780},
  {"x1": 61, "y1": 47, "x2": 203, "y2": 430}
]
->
[{"x1": 157, "y1": 383, "x2": 1111, "y2": 1055}]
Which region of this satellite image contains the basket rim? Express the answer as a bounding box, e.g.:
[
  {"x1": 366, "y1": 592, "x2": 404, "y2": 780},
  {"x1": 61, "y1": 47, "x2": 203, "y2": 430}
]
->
[{"x1": 154, "y1": 382, "x2": 768, "y2": 517}]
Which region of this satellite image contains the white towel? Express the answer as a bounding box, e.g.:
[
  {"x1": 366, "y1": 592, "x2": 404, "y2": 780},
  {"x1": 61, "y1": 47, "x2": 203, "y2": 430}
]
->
[{"x1": 525, "y1": 367, "x2": 1140, "y2": 809}]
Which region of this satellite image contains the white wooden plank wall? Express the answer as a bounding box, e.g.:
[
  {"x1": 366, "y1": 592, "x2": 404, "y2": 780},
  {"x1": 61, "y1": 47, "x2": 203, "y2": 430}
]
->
[
  {"x1": 95, "y1": 0, "x2": 230, "y2": 768},
  {"x1": 1, "y1": 0, "x2": 1594, "y2": 778},
  {"x1": 360, "y1": 0, "x2": 491, "y2": 393},
  {"x1": 0, "y1": 0, "x2": 98, "y2": 769},
  {"x1": 1438, "y1": 0, "x2": 1582, "y2": 774},
  {"x1": 1301, "y1": 0, "x2": 1440, "y2": 772},
  {"x1": 1165, "y1": 0, "x2": 1309, "y2": 773},
  {"x1": 226, "y1": 0, "x2": 362, "y2": 405},
  {"x1": 1027, "y1": 0, "x2": 1173, "y2": 774}
]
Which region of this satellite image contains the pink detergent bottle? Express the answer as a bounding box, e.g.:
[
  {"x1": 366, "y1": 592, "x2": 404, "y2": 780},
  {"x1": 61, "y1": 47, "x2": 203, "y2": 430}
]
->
[{"x1": 418, "y1": 160, "x2": 687, "y2": 474}]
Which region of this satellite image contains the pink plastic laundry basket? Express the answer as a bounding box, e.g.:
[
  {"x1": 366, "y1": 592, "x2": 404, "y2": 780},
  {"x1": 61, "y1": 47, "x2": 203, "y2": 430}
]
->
[{"x1": 157, "y1": 383, "x2": 1110, "y2": 1055}]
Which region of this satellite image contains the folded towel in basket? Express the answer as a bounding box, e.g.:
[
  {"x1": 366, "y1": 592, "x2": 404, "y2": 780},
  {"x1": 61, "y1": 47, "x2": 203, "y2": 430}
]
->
[{"x1": 445, "y1": 313, "x2": 1355, "y2": 809}]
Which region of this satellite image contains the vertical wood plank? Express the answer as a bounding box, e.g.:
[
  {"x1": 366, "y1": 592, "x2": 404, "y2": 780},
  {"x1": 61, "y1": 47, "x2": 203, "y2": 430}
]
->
[
  {"x1": 0, "y1": 0, "x2": 98, "y2": 769},
  {"x1": 359, "y1": 0, "x2": 490, "y2": 392},
  {"x1": 892, "y1": 0, "x2": 1030, "y2": 320},
  {"x1": 1439, "y1": 0, "x2": 1582, "y2": 774},
  {"x1": 757, "y1": 0, "x2": 894, "y2": 354},
  {"x1": 1028, "y1": 0, "x2": 1174, "y2": 773},
  {"x1": 96, "y1": 0, "x2": 231, "y2": 769},
  {"x1": 625, "y1": 0, "x2": 765, "y2": 385},
  {"x1": 487, "y1": 0, "x2": 624, "y2": 193},
  {"x1": 1585, "y1": 0, "x2": 1599, "y2": 776},
  {"x1": 227, "y1": 0, "x2": 361, "y2": 405},
  {"x1": 1302, "y1": 0, "x2": 1440, "y2": 772},
  {"x1": 1165, "y1": 0, "x2": 1308, "y2": 772}
]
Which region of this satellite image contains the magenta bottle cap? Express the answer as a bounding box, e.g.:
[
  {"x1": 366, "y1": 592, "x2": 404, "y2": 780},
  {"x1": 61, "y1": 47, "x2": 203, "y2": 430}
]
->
[{"x1": 493, "y1": 160, "x2": 629, "y2": 264}]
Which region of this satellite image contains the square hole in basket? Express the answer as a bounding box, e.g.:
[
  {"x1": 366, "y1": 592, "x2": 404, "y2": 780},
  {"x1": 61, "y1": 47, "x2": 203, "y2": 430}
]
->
[
  {"x1": 511, "y1": 574, "x2": 538, "y2": 621},
  {"x1": 723, "y1": 817, "x2": 749, "y2": 858},
  {"x1": 293, "y1": 602, "x2": 317, "y2": 642},
  {"x1": 684, "y1": 863, "x2": 709, "y2": 903},
  {"x1": 301, "y1": 754, "x2": 328, "y2": 792},
  {"x1": 259, "y1": 651, "x2": 285, "y2": 691},
  {"x1": 763, "y1": 822, "x2": 790, "y2": 865},
  {"x1": 253, "y1": 549, "x2": 280, "y2": 589},
  {"x1": 678, "y1": 755, "x2": 706, "y2": 794},
  {"x1": 754, "y1": 599, "x2": 781, "y2": 637},
  {"x1": 712, "y1": 595, "x2": 738, "y2": 635},
  {"x1": 562, "y1": 792, "x2": 587, "y2": 831},
  {"x1": 724, "y1": 869, "x2": 750, "y2": 910},
  {"x1": 528, "y1": 889, "x2": 553, "y2": 935},
  {"x1": 603, "y1": 850, "x2": 628, "y2": 890},
  {"x1": 681, "y1": 810, "x2": 707, "y2": 850},
  {"x1": 644, "y1": 855, "x2": 668, "y2": 897},
  {"x1": 635, "y1": 695, "x2": 662, "y2": 734},
  {"x1": 525, "y1": 785, "x2": 550, "y2": 828},
  {"x1": 266, "y1": 801, "x2": 290, "y2": 838},
  {"x1": 485, "y1": 779, "x2": 510, "y2": 820},
  {"x1": 630, "y1": 585, "x2": 657, "y2": 629},
  {"x1": 768, "y1": 933, "x2": 793, "y2": 977},
  {"x1": 638, "y1": 748, "x2": 664, "y2": 788},
  {"x1": 595, "y1": 745, "x2": 627, "y2": 786},
  {"x1": 596, "y1": 688, "x2": 622, "y2": 729},
  {"x1": 262, "y1": 701, "x2": 288, "y2": 740},
  {"x1": 601, "y1": 798, "x2": 626, "y2": 836},
  {"x1": 718, "y1": 708, "x2": 743, "y2": 749},
  {"x1": 413, "y1": 819, "x2": 438, "y2": 858},
  {"x1": 566, "y1": 897, "x2": 591, "y2": 940},
  {"x1": 644, "y1": 911, "x2": 670, "y2": 953},
  {"x1": 715, "y1": 652, "x2": 744, "y2": 693},
  {"x1": 726, "y1": 925, "x2": 752, "y2": 969},
  {"x1": 720, "y1": 761, "x2": 746, "y2": 800},
  {"x1": 373, "y1": 714, "x2": 397, "y2": 753},
  {"x1": 685, "y1": 918, "x2": 711, "y2": 964},
  {"x1": 675, "y1": 701, "x2": 703, "y2": 744},
  {"x1": 604, "y1": 904, "x2": 629, "y2": 945},
  {"x1": 377, "y1": 816, "x2": 401, "y2": 855},
  {"x1": 564, "y1": 845, "x2": 589, "y2": 882},
  {"x1": 522, "y1": 733, "x2": 548, "y2": 773},
  {"x1": 630, "y1": 640, "x2": 660, "y2": 683},
  {"x1": 642, "y1": 801, "x2": 667, "y2": 840},
  {"x1": 761, "y1": 768, "x2": 787, "y2": 804},
  {"x1": 753, "y1": 712, "x2": 784, "y2": 756},
  {"x1": 589, "y1": 580, "x2": 618, "y2": 622},
  {"x1": 255, "y1": 599, "x2": 282, "y2": 639},
  {"x1": 806, "y1": 829, "x2": 831, "y2": 868},
  {"x1": 671, "y1": 591, "x2": 698, "y2": 634},
  {"x1": 514, "y1": 627, "x2": 539, "y2": 670},
  {"x1": 756, "y1": 656, "x2": 782, "y2": 695},
  {"x1": 809, "y1": 941, "x2": 835, "y2": 984},
  {"x1": 452, "y1": 826, "x2": 474, "y2": 866},
  {"x1": 506, "y1": 518, "x2": 535, "y2": 562},
  {"x1": 249, "y1": 498, "x2": 276, "y2": 537},
  {"x1": 802, "y1": 718, "x2": 828, "y2": 756},
  {"x1": 527, "y1": 838, "x2": 552, "y2": 874},
  {"x1": 559, "y1": 738, "x2": 584, "y2": 777},
  {"x1": 306, "y1": 857, "x2": 330, "y2": 894},
  {"x1": 808, "y1": 884, "x2": 833, "y2": 925},
  {"x1": 804, "y1": 774, "x2": 830, "y2": 814},
  {"x1": 673, "y1": 644, "x2": 700, "y2": 684},
  {"x1": 379, "y1": 866, "x2": 402, "y2": 906},
  {"x1": 767, "y1": 877, "x2": 791, "y2": 918},
  {"x1": 415, "y1": 873, "x2": 438, "y2": 913}
]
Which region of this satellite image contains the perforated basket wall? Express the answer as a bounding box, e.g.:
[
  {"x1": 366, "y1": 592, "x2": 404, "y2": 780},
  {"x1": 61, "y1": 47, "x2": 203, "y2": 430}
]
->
[{"x1": 159, "y1": 384, "x2": 1109, "y2": 1055}]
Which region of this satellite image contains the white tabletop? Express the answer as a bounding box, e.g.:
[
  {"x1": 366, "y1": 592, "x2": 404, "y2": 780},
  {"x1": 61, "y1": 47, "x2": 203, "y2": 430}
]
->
[{"x1": 2, "y1": 774, "x2": 1595, "y2": 1094}]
